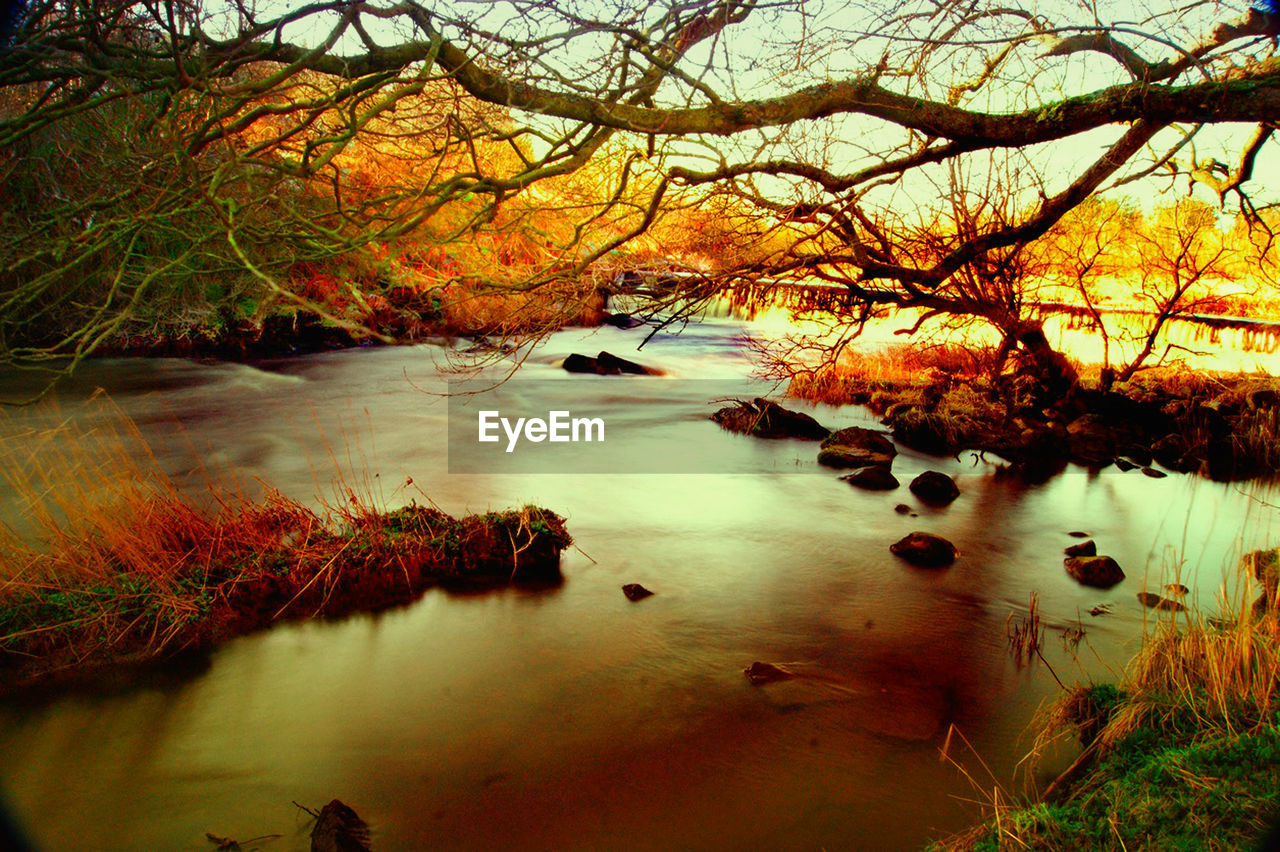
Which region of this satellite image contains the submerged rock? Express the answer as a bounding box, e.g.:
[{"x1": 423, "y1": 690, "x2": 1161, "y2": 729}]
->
[
  {"x1": 890, "y1": 532, "x2": 957, "y2": 567},
  {"x1": 908, "y1": 471, "x2": 960, "y2": 505},
  {"x1": 1136, "y1": 592, "x2": 1186, "y2": 612},
  {"x1": 622, "y1": 583, "x2": 654, "y2": 601},
  {"x1": 711, "y1": 398, "x2": 828, "y2": 440},
  {"x1": 841, "y1": 467, "x2": 900, "y2": 490},
  {"x1": 311, "y1": 800, "x2": 371, "y2": 852},
  {"x1": 1064, "y1": 555, "x2": 1125, "y2": 588},
  {"x1": 744, "y1": 661, "x2": 796, "y2": 685},
  {"x1": 1064, "y1": 540, "x2": 1097, "y2": 557}
]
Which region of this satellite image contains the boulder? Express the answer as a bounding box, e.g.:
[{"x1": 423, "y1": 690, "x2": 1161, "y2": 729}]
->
[
  {"x1": 744, "y1": 661, "x2": 795, "y2": 685},
  {"x1": 894, "y1": 503, "x2": 912, "y2": 515},
  {"x1": 1140, "y1": 466, "x2": 1167, "y2": 479},
  {"x1": 890, "y1": 532, "x2": 958, "y2": 567},
  {"x1": 562, "y1": 353, "x2": 602, "y2": 374},
  {"x1": 818, "y1": 426, "x2": 897, "y2": 468},
  {"x1": 710, "y1": 398, "x2": 829, "y2": 440},
  {"x1": 817, "y1": 445, "x2": 896, "y2": 468},
  {"x1": 1066, "y1": 414, "x2": 1117, "y2": 465},
  {"x1": 622, "y1": 583, "x2": 654, "y2": 601},
  {"x1": 596, "y1": 350, "x2": 652, "y2": 375},
  {"x1": 841, "y1": 467, "x2": 900, "y2": 490},
  {"x1": 1064, "y1": 540, "x2": 1097, "y2": 557},
  {"x1": 601, "y1": 313, "x2": 646, "y2": 329},
  {"x1": 562, "y1": 350, "x2": 655, "y2": 375},
  {"x1": 311, "y1": 800, "x2": 371, "y2": 852},
  {"x1": 1064, "y1": 555, "x2": 1125, "y2": 588},
  {"x1": 908, "y1": 471, "x2": 960, "y2": 505},
  {"x1": 1115, "y1": 458, "x2": 1136, "y2": 472}
]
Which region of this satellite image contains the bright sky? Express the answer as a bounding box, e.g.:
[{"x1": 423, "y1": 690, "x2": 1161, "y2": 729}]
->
[{"x1": 213, "y1": 0, "x2": 1279, "y2": 216}]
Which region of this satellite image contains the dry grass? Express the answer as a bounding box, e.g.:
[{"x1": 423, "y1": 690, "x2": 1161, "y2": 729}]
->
[
  {"x1": 0, "y1": 400, "x2": 571, "y2": 689},
  {"x1": 787, "y1": 342, "x2": 990, "y2": 406}
]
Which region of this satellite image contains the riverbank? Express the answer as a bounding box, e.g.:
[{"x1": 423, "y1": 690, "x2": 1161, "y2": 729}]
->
[
  {"x1": 788, "y1": 347, "x2": 1280, "y2": 482},
  {"x1": 95, "y1": 279, "x2": 607, "y2": 362},
  {"x1": 0, "y1": 477, "x2": 571, "y2": 692},
  {"x1": 936, "y1": 548, "x2": 1280, "y2": 850}
]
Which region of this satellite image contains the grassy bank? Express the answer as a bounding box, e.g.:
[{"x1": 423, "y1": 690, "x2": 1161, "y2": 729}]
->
[
  {"x1": 937, "y1": 550, "x2": 1280, "y2": 850},
  {"x1": 787, "y1": 345, "x2": 1280, "y2": 481},
  {"x1": 0, "y1": 413, "x2": 571, "y2": 692}
]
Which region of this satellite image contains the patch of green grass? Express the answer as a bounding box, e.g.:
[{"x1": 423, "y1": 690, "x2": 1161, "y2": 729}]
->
[{"x1": 935, "y1": 585, "x2": 1280, "y2": 852}]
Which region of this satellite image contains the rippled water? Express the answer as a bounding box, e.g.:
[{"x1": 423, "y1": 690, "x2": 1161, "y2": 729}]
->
[{"x1": 0, "y1": 317, "x2": 1276, "y2": 850}]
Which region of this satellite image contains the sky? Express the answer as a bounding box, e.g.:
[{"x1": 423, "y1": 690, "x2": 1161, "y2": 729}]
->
[{"x1": 206, "y1": 0, "x2": 1279, "y2": 217}]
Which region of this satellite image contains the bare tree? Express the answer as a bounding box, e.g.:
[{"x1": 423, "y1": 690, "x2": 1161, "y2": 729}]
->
[{"x1": 3, "y1": 0, "x2": 1279, "y2": 389}]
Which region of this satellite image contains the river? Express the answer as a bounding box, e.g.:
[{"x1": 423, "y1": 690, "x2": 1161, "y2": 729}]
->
[{"x1": 0, "y1": 314, "x2": 1276, "y2": 850}]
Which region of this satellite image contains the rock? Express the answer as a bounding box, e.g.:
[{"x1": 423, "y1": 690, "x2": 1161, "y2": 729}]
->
[
  {"x1": 1151, "y1": 434, "x2": 1188, "y2": 470},
  {"x1": 1088, "y1": 604, "x2": 1112, "y2": 616},
  {"x1": 1064, "y1": 540, "x2": 1097, "y2": 557},
  {"x1": 841, "y1": 467, "x2": 900, "y2": 490},
  {"x1": 311, "y1": 800, "x2": 371, "y2": 852},
  {"x1": 622, "y1": 583, "x2": 654, "y2": 601},
  {"x1": 562, "y1": 351, "x2": 655, "y2": 375},
  {"x1": 894, "y1": 503, "x2": 912, "y2": 515},
  {"x1": 817, "y1": 426, "x2": 897, "y2": 468},
  {"x1": 1165, "y1": 583, "x2": 1189, "y2": 597},
  {"x1": 1115, "y1": 458, "x2": 1136, "y2": 472},
  {"x1": 1068, "y1": 531, "x2": 1090, "y2": 538},
  {"x1": 822, "y1": 426, "x2": 897, "y2": 455},
  {"x1": 596, "y1": 350, "x2": 652, "y2": 375},
  {"x1": 817, "y1": 446, "x2": 896, "y2": 468},
  {"x1": 1136, "y1": 592, "x2": 1186, "y2": 612},
  {"x1": 1064, "y1": 555, "x2": 1125, "y2": 589},
  {"x1": 1121, "y1": 447, "x2": 1153, "y2": 466},
  {"x1": 601, "y1": 312, "x2": 645, "y2": 329},
  {"x1": 1140, "y1": 466, "x2": 1167, "y2": 479},
  {"x1": 710, "y1": 398, "x2": 829, "y2": 440},
  {"x1": 744, "y1": 661, "x2": 795, "y2": 685},
  {"x1": 890, "y1": 532, "x2": 957, "y2": 567},
  {"x1": 1066, "y1": 414, "x2": 1117, "y2": 465},
  {"x1": 563, "y1": 352, "x2": 603, "y2": 373},
  {"x1": 908, "y1": 471, "x2": 960, "y2": 505}
]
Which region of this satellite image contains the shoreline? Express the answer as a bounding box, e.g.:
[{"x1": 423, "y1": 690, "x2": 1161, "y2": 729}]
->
[{"x1": 0, "y1": 500, "x2": 572, "y2": 695}]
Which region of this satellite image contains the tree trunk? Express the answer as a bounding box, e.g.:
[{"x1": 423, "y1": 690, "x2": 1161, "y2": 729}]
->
[{"x1": 1015, "y1": 323, "x2": 1079, "y2": 407}]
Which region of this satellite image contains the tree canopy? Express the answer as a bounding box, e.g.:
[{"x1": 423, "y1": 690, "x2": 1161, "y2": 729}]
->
[{"x1": 2, "y1": 0, "x2": 1278, "y2": 385}]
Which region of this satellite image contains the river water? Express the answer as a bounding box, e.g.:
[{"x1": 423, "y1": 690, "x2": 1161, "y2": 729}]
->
[{"x1": 0, "y1": 315, "x2": 1276, "y2": 850}]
